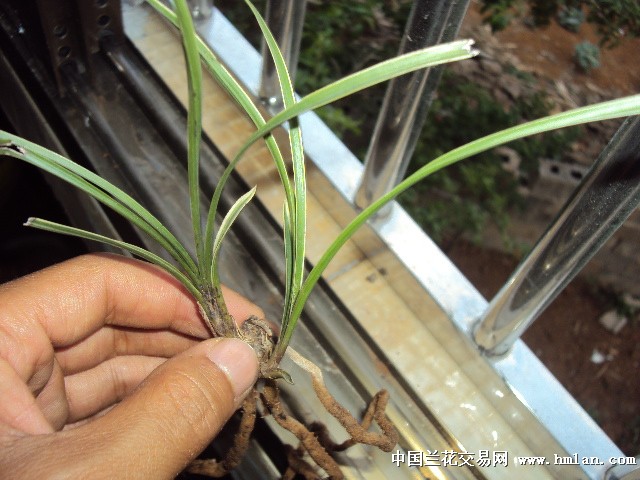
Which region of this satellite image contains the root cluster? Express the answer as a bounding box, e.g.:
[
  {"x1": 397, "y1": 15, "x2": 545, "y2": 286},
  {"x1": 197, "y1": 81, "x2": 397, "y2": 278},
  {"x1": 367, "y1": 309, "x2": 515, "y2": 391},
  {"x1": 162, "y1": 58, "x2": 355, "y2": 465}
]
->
[{"x1": 186, "y1": 349, "x2": 398, "y2": 479}]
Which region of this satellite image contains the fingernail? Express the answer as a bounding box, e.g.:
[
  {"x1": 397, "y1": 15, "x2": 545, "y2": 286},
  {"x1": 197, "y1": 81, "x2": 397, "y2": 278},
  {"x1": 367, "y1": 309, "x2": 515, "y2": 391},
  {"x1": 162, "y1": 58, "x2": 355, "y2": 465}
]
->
[{"x1": 205, "y1": 338, "x2": 259, "y2": 402}]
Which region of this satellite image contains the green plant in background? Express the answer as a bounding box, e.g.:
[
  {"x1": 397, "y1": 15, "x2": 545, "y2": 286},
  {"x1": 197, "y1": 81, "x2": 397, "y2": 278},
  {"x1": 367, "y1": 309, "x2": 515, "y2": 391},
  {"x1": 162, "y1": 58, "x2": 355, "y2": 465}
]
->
[
  {"x1": 479, "y1": 0, "x2": 522, "y2": 31},
  {"x1": 557, "y1": 4, "x2": 585, "y2": 32},
  {"x1": 2, "y1": 0, "x2": 640, "y2": 476},
  {"x1": 400, "y1": 70, "x2": 582, "y2": 246},
  {"x1": 585, "y1": 0, "x2": 640, "y2": 48},
  {"x1": 216, "y1": 0, "x2": 410, "y2": 148},
  {"x1": 575, "y1": 40, "x2": 601, "y2": 71},
  {"x1": 293, "y1": 0, "x2": 409, "y2": 138}
]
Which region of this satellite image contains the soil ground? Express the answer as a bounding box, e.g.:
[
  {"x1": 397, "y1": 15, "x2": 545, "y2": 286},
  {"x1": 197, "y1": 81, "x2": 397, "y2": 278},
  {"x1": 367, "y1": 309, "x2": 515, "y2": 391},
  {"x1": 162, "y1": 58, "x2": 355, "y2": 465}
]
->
[{"x1": 450, "y1": 3, "x2": 640, "y2": 456}]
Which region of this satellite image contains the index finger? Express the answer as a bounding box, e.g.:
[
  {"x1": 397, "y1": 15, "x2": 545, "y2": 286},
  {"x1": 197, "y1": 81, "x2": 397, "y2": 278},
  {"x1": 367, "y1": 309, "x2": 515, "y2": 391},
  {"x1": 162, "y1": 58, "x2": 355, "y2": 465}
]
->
[{"x1": 0, "y1": 253, "x2": 263, "y2": 349}]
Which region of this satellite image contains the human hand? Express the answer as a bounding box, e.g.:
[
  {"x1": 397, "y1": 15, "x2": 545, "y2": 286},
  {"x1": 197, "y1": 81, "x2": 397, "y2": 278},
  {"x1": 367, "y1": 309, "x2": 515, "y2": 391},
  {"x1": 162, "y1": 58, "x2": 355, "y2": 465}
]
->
[{"x1": 0, "y1": 254, "x2": 260, "y2": 479}]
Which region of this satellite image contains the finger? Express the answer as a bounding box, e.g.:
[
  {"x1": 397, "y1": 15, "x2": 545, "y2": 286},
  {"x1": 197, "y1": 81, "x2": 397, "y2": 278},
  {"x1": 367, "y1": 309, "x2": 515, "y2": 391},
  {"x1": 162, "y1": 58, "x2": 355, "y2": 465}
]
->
[
  {"x1": 0, "y1": 253, "x2": 264, "y2": 351},
  {"x1": 23, "y1": 338, "x2": 259, "y2": 479},
  {"x1": 64, "y1": 355, "x2": 167, "y2": 423},
  {"x1": 0, "y1": 359, "x2": 54, "y2": 435},
  {"x1": 221, "y1": 286, "x2": 265, "y2": 323},
  {"x1": 0, "y1": 253, "x2": 204, "y2": 389},
  {"x1": 55, "y1": 290, "x2": 265, "y2": 375},
  {"x1": 56, "y1": 327, "x2": 200, "y2": 375},
  {"x1": 33, "y1": 359, "x2": 69, "y2": 431}
]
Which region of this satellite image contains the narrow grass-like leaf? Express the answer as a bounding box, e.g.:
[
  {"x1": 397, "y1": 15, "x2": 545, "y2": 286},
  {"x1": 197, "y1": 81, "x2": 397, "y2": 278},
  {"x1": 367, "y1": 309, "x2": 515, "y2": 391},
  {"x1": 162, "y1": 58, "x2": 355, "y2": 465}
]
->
[
  {"x1": 25, "y1": 218, "x2": 203, "y2": 302},
  {"x1": 0, "y1": 131, "x2": 199, "y2": 281},
  {"x1": 199, "y1": 50, "x2": 294, "y2": 280},
  {"x1": 203, "y1": 186, "x2": 256, "y2": 337},
  {"x1": 273, "y1": 94, "x2": 640, "y2": 360},
  {"x1": 146, "y1": 0, "x2": 477, "y2": 356},
  {"x1": 145, "y1": 0, "x2": 295, "y2": 279},
  {"x1": 210, "y1": 186, "x2": 257, "y2": 286},
  {"x1": 174, "y1": 0, "x2": 205, "y2": 272},
  {"x1": 232, "y1": 40, "x2": 478, "y2": 165},
  {"x1": 245, "y1": 0, "x2": 306, "y2": 335},
  {"x1": 281, "y1": 203, "x2": 295, "y2": 322}
]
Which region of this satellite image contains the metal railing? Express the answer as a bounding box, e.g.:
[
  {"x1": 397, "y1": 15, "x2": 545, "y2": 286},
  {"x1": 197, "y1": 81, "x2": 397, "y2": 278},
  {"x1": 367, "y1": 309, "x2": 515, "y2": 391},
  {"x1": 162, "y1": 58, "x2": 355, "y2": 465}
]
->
[
  {"x1": 252, "y1": 0, "x2": 640, "y2": 357},
  {"x1": 248, "y1": 2, "x2": 639, "y2": 478},
  {"x1": 258, "y1": 0, "x2": 306, "y2": 109},
  {"x1": 186, "y1": 0, "x2": 212, "y2": 20},
  {"x1": 354, "y1": 0, "x2": 470, "y2": 215},
  {"x1": 474, "y1": 116, "x2": 640, "y2": 356}
]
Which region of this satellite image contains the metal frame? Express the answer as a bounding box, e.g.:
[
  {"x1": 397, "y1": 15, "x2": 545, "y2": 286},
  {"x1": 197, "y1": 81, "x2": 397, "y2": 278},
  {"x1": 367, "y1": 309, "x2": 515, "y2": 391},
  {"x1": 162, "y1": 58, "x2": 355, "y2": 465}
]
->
[
  {"x1": 35, "y1": 0, "x2": 124, "y2": 92},
  {"x1": 258, "y1": 0, "x2": 306, "y2": 109}
]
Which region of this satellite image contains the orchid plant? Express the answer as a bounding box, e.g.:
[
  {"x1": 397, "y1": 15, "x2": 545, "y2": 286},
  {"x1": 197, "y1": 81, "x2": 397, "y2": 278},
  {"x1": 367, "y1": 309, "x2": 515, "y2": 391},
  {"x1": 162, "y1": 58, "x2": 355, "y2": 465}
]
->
[{"x1": 1, "y1": 0, "x2": 639, "y2": 476}]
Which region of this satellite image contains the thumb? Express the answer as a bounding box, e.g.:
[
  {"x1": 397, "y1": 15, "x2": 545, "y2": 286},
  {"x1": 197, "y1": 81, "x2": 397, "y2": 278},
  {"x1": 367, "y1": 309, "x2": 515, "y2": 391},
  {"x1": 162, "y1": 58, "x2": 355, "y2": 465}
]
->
[{"x1": 74, "y1": 337, "x2": 259, "y2": 479}]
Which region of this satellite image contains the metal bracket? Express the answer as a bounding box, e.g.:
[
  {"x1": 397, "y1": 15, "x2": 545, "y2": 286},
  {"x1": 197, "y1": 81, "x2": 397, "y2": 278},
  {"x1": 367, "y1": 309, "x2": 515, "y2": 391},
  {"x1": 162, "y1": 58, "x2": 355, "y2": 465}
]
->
[{"x1": 35, "y1": 0, "x2": 124, "y2": 93}]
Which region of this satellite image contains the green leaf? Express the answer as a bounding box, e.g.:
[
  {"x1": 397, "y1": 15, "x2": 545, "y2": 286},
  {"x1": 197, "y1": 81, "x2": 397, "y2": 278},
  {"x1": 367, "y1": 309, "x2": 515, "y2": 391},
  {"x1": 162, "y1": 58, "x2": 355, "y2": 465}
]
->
[
  {"x1": 0, "y1": 131, "x2": 199, "y2": 282},
  {"x1": 145, "y1": 0, "x2": 294, "y2": 285},
  {"x1": 281, "y1": 203, "x2": 295, "y2": 323},
  {"x1": 244, "y1": 0, "x2": 306, "y2": 341},
  {"x1": 273, "y1": 94, "x2": 640, "y2": 361},
  {"x1": 174, "y1": 0, "x2": 205, "y2": 273},
  {"x1": 206, "y1": 186, "x2": 257, "y2": 336},
  {"x1": 210, "y1": 186, "x2": 257, "y2": 286},
  {"x1": 233, "y1": 39, "x2": 478, "y2": 165},
  {"x1": 25, "y1": 217, "x2": 202, "y2": 303}
]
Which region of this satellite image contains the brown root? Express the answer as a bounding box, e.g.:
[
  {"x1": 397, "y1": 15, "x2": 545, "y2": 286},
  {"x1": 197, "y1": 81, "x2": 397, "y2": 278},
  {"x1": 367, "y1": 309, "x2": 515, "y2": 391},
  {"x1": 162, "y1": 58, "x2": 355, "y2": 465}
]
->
[
  {"x1": 184, "y1": 342, "x2": 396, "y2": 479},
  {"x1": 262, "y1": 380, "x2": 344, "y2": 479},
  {"x1": 259, "y1": 351, "x2": 398, "y2": 479},
  {"x1": 186, "y1": 389, "x2": 258, "y2": 477},
  {"x1": 311, "y1": 388, "x2": 397, "y2": 452},
  {"x1": 287, "y1": 348, "x2": 398, "y2": 452},
  {"x1": 282, "y1": 445, "x2": 324, "y2": 480}
]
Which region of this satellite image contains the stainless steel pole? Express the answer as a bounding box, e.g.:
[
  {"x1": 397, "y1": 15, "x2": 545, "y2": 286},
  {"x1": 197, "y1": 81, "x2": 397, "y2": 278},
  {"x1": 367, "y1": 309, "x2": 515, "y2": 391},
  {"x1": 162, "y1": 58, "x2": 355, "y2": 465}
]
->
[
  {"x1": 187, "y1": 0, "x2": 213, "y2": 20},
  {"x1": 258, "y1": 0, "x2": 307, "y2": 110},
  {"x1": 474, "y1": 116, "x2": 640, "y2": 357},
  {"x1": 354, "y1": 0, "x2": 470, "y2": 214}
]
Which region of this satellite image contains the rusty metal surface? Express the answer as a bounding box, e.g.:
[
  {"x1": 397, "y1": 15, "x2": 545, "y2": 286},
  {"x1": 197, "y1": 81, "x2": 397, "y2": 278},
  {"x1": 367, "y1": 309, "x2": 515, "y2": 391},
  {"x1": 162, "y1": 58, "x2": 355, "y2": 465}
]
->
[
  {"x1": 75, "y1": 0, "x2": 124, "y2": 56},
  {"x1": 34, "y1": 0, "x2": 124, "y2": 92}
]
